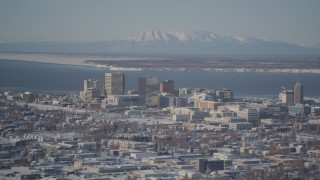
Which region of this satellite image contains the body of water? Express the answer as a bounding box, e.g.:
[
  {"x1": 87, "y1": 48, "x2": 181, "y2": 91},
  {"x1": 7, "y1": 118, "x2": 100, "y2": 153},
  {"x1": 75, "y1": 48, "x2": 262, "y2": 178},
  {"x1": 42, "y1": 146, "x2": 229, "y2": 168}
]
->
[{"x1": 0, "y1": 59, "x2": 320, "y2": 97}]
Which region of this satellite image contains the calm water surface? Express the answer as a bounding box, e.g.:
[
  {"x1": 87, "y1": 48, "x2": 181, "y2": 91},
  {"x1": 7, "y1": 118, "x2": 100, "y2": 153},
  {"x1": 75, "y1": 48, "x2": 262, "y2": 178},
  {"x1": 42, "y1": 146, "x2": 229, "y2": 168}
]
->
[{"x1": 0, "y1": 60, "x2": 319, "y2": 97}]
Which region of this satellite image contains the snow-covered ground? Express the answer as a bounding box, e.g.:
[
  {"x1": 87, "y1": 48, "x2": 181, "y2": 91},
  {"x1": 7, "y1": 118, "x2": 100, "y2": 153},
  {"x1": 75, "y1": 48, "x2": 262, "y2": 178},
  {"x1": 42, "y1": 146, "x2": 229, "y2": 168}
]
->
[{"x1": 0, "y1": 53, "x2": 89, "y2": 65}]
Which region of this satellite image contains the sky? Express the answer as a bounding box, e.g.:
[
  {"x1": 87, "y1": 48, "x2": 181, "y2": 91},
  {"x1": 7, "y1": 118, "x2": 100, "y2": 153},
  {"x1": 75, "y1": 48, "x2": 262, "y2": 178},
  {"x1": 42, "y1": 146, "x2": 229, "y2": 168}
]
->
[{"x1": 0, "y1": 0, "x2": 320, "y2": 46}]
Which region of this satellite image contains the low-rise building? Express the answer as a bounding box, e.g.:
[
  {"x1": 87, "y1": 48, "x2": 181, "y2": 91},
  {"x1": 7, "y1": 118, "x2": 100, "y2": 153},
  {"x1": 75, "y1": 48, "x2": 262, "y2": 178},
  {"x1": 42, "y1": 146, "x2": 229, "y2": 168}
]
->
[{"x1": 229, "y1": 122, "x2": 252, "y2": 130}]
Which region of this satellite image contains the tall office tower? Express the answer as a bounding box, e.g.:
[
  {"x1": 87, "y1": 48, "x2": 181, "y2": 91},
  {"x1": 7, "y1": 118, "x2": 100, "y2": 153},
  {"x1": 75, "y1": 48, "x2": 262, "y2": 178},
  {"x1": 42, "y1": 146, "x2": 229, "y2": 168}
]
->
[
  {"x1": 294, "y1": 81, "x2": 304, "y2": 104},
  {"x1": 159, "y1": 80, "x2": 174, "y2": 94},
  {"x1": 279, "y1": 90, "x2": 294, "y2": 104},
  {"x1": 104, "y1": 73, "x2": 125, "y2": 96},
  {"x1": 138, "y1": 77, "x2": 159, "y2": 105},
  {"x1": 81, "y1": 79, "x2": 100, "y2": 102}
]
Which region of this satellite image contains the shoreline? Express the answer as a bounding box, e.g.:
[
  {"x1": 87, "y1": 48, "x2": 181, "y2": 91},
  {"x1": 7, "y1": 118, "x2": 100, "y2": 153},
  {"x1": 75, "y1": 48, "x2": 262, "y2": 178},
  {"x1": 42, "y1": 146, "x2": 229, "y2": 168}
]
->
[
  {"x1": 1, "y1": 52, "x2": 320, "y2": 74},
  {"x1": 0, "y1": 53, "x2": 92, "y2": 66},
  {"x1": 88, "y1": 63, "x2": 320, "y2": 74}
]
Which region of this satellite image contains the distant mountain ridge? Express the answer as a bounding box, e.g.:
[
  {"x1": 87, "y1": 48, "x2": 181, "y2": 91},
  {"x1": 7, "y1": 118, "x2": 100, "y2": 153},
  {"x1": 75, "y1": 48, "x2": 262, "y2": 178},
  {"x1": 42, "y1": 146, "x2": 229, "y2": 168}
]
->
[
  {"x1": 0, "y1": 30, "x2": 319, "y2": 55},
  {"x1": 126, "y1": 30, "x2": 249, "y2": 43}
]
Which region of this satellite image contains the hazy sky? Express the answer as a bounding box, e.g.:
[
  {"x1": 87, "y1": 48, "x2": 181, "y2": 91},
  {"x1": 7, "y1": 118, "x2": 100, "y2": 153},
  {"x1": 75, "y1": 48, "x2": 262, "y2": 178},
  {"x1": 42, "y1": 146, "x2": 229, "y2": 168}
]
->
[{"x1": 1, "y1": 0, "x2": 320, "y2": 45}]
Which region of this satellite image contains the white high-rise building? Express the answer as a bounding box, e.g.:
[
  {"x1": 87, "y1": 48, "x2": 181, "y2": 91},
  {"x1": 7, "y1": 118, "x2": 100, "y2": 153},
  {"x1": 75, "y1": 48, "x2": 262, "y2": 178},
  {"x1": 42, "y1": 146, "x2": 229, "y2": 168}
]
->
[
  {"x1": 279, "y1": 90, "x2": 294, "y2": 104},
  {"x1": 80, "y1": 79, "x2": 100, "y2": 102}
]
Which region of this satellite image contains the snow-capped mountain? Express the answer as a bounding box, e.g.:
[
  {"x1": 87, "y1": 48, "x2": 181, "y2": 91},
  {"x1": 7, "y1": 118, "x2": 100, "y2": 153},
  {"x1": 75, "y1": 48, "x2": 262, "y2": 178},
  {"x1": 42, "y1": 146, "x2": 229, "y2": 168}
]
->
[
  {"x1": 0, "y1": 30, "x2": 319, "y2": 55},
  {"x1": 128, "y1": 30, "x2": 172, "y2": 42},
  {"x1": 119, "y1": 30, "x2": 319, "y2": 54},
  {"x1": 125, "y1": 30, "x2": 251, "y2": 44}
]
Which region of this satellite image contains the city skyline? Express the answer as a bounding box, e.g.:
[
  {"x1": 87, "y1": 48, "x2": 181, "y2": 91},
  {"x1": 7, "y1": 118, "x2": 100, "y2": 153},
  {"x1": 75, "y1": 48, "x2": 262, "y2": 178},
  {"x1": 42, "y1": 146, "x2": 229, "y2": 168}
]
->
[
  {"x1": 1, "y1": 1, "x2": 320, "y2": 179},
  {"x1": 1, "y1": 74, "x2": 319, "y2": 179},
  {"x1": 1, "y1": 1, "x2": 320, "y2": 46}
]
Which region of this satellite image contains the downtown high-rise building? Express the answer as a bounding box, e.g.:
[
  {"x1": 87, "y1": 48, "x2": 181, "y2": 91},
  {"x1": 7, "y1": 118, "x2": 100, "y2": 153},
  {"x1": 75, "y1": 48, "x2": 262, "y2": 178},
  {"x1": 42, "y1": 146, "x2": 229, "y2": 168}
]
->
[
  {"x1": 138, "y1": 76, "x2": 159, "y2": 105},
  {"x1": 104, "y1": 73, "x2": 125, "y2": 96},
  {"x1": 84, "y1": 79, "x2": 99, "y2": 90},
  {"x1": 279, "y1": 90, "x2": 294, "y2": 104},
  {"x1": 80, "y1": 79, "x2": 100, "y2": 102},
  {"x1": 294, "y1": 81, "x2": 304, "y2": 104},
  {"x1": 159, "y1": 80, "x2": 174, "y2": 94}
]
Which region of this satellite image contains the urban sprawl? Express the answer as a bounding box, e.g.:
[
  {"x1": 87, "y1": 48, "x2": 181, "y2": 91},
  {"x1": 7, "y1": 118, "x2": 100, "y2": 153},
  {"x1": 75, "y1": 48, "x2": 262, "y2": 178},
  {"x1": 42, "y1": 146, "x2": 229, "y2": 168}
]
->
[{"x1": 1, "y1": 73, "x2": 320, "y2": 180}]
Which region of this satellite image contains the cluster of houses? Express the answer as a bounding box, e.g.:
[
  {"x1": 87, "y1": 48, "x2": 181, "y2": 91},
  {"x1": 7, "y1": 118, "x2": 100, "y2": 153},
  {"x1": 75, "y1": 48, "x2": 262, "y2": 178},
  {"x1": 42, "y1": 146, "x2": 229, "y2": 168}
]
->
[{"x1": 0, "y1": 89, "x2": 320, "y2": 179}]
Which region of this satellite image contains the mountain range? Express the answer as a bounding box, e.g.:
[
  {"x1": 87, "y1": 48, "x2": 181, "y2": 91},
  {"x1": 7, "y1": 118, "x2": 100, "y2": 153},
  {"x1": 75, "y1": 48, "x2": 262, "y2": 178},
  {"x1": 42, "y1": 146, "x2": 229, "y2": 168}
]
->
[{"x1": 0, "y1": 30, "x2": 319, "y2": 55}]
